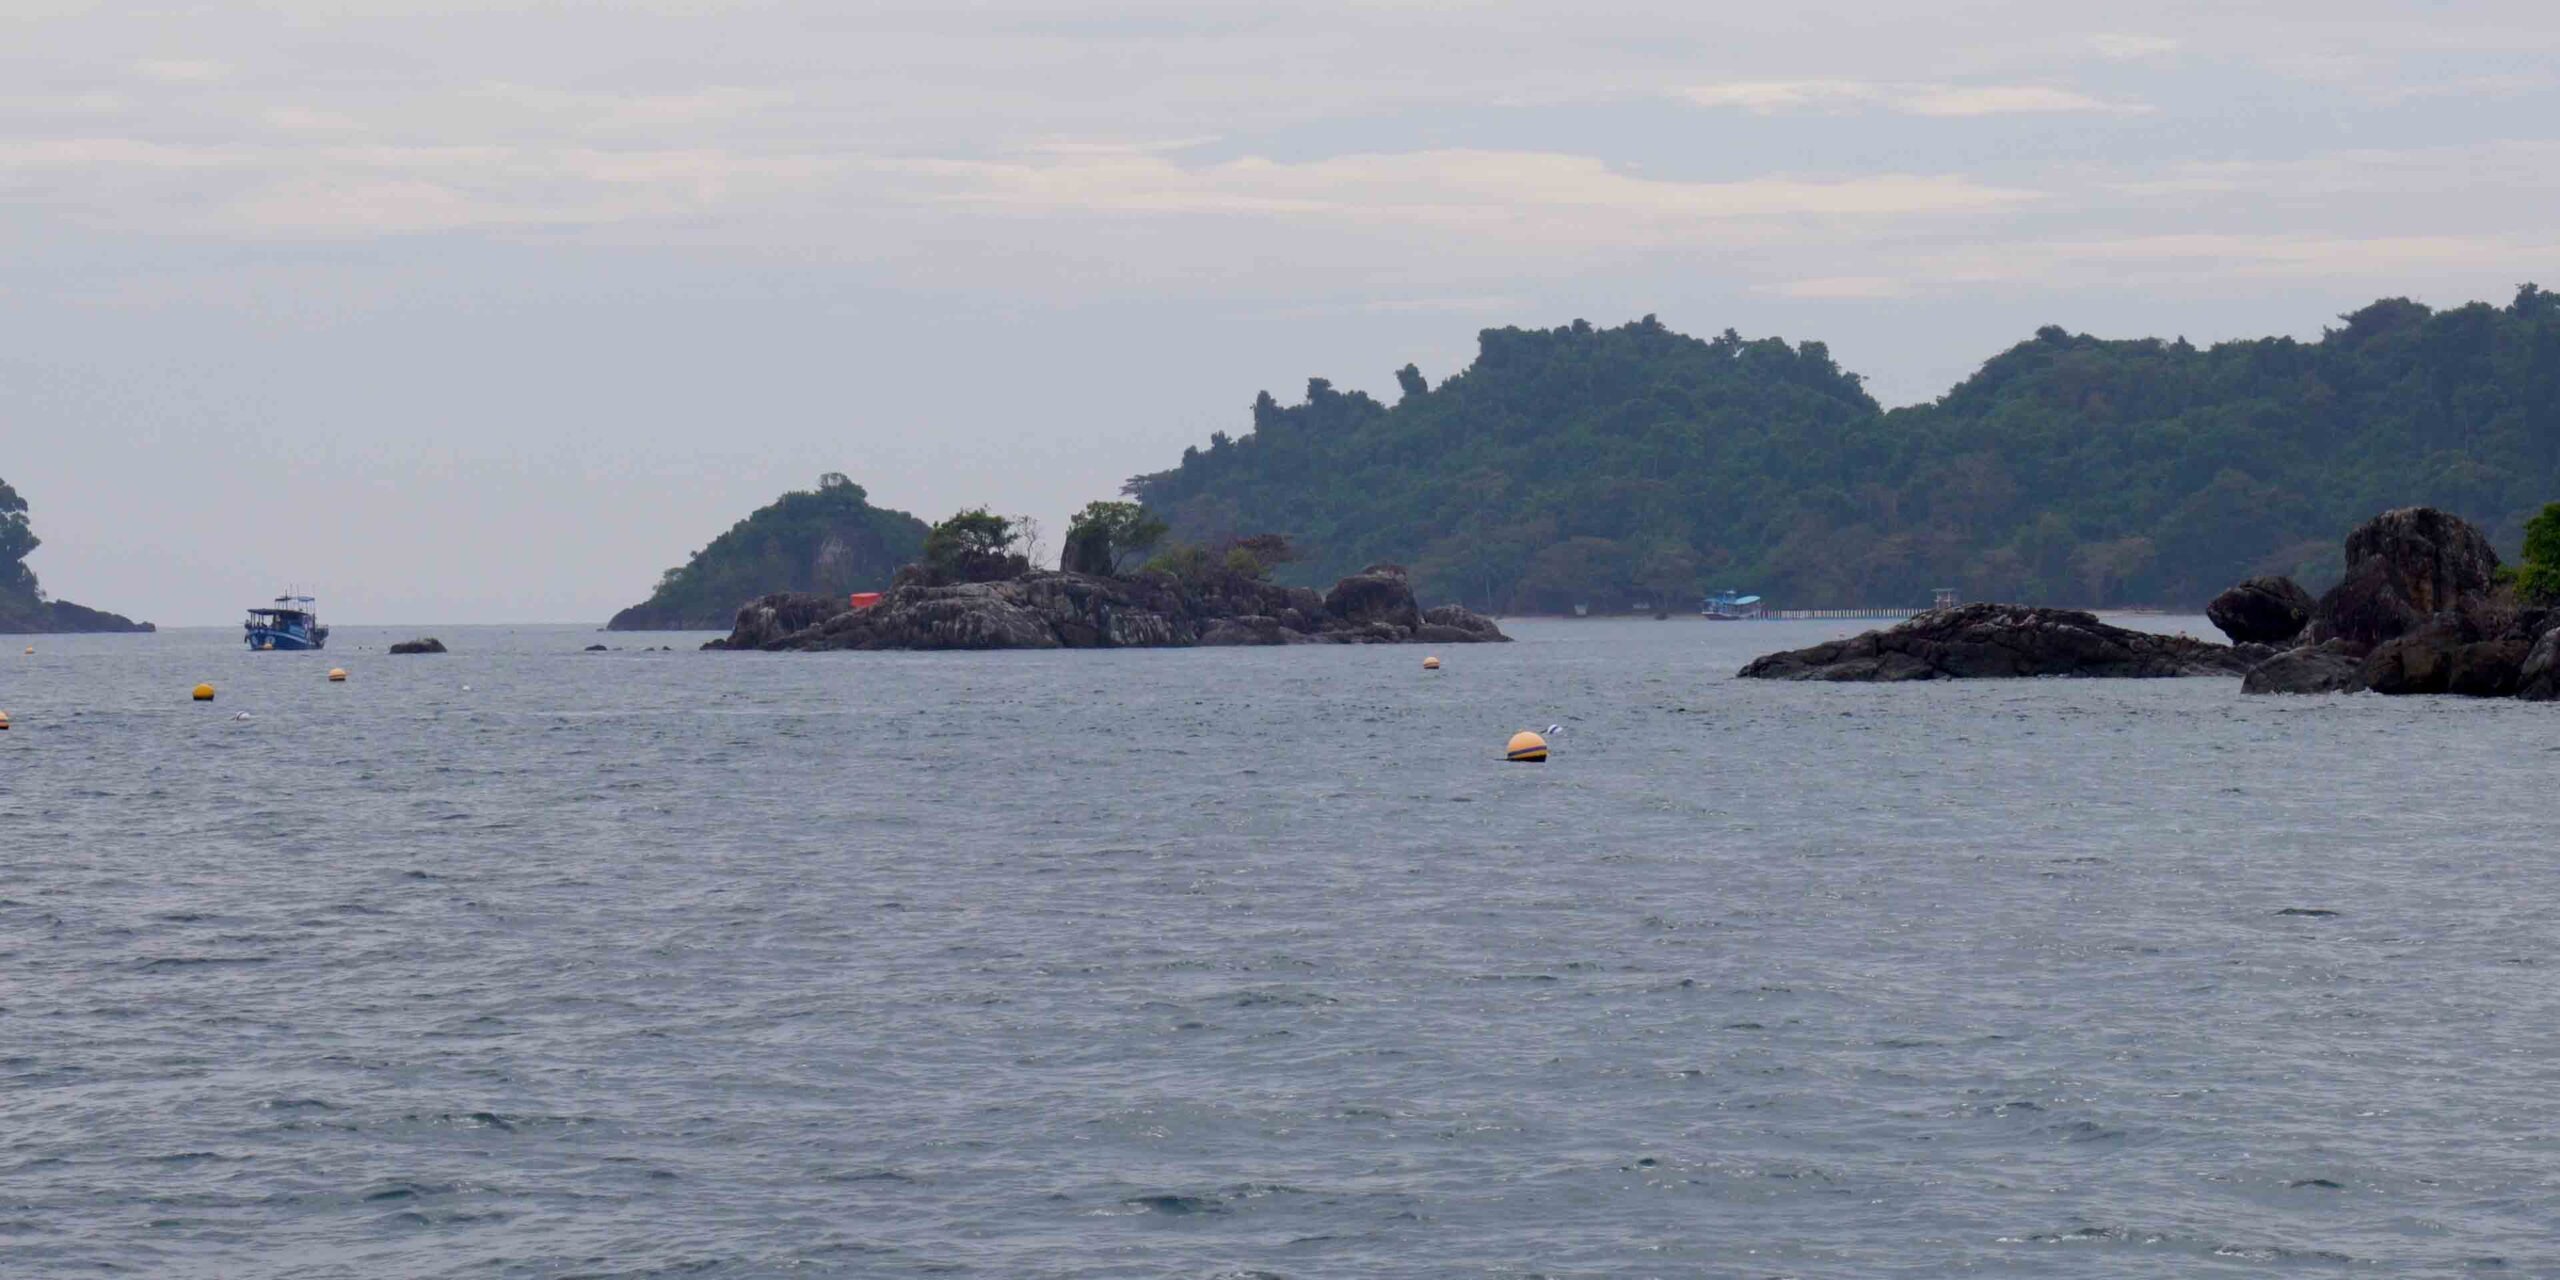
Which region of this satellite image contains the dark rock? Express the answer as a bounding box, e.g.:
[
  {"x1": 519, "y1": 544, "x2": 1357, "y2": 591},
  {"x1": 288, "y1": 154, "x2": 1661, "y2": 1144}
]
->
[
  {"x1": 2241, "y1": 640, "x2": 2366, "y2": 695},
  {"x1": 2342, "y1": 506, "x2": 2501, "y2": 612},
  {"x1": 704, "y1": 592, "x2": 843, "y2": 650},
  {"x1": 2356, "y1": 616, "x2": 2462, "y2": 695},
  {"x1": 2516, "y1": 624, "x2": 2560, "y2": 701},
  {"x1": 2207, "y1": 575, "x2": 2315, "y2": 645},
  {"x1": 2314, "y1": 507, "x2": 2501, "y2": 646},
  {"x1": 713, "y1": 564, "x2": 1507, "y2": 651},
  {"x1": 1324, "y1": 564, "x2": 1423, "y2": 631},
  {"x1": 1060, "y1": 521, "x2": 1115, "y2": 577},
  {"x1": 2228, "y1": 641, "x2": 2284, "y2": 668},
  {"x1": 1422, "y1": 603, "x2": 1504, "y2": 638},
  {"x1": 388, "y1": 637, "x2": 447, "y2": 655},
  {"x1": 584, "y1": 644, "x2": 609, "y2": 651},
  {"x1": 2447, "y1": 636, "x2": 2530, "y2": 698},
  {"x1": 1736, "y1": 603, "x2": 2253, "y2": 681}
]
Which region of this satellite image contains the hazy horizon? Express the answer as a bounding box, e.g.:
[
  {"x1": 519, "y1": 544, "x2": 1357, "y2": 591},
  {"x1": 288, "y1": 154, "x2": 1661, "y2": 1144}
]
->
[{"x1": 9, "y1": 1, "x2": 2560, "y2": 625}]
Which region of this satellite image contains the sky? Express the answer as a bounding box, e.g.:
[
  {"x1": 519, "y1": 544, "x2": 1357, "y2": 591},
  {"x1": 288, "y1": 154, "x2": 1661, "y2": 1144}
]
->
[{"x1": 6, "y1": 1, "x2": 2560, "y2": 624}]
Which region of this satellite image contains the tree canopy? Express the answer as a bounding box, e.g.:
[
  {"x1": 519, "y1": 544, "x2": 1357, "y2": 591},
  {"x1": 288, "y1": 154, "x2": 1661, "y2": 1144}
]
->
[
  {"x1": 918, "y1": 507, "x2": 1031, "y2": 584},
  {"x1": 1062, "y1": 500, "x2": 1168, "y2": 575},
  {"x1": 1125, "y1": 290, "x2": 2560, "y2": 610},
  {"x1": 0, "y1": 475, "x2": 37, "y2": 599},
  {"x1": 607, "y1": 474, "x2": 929, "y2": 629}
]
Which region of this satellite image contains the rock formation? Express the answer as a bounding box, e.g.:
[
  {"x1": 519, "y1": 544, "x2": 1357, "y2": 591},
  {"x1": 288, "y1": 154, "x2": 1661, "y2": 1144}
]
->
[
  {"x1": 2235, "y1": 506, "x2": 2559, "y2": 698},
  {"x1": 1736, "y1": 603, "x2": 2253, "y2": 681},
  {"x1": 388, "y1": 637, "x2": 448, "y2": 654},
  {"x1": 708, "y1": 564, "x2": 1505, "y2": 651},
  {"x1": 2206, "y1": 575, "x2": 2316, "y2": 646}
]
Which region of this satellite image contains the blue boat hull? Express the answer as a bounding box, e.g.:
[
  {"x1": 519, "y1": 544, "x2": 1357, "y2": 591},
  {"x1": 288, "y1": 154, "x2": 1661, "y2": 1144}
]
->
[{"x1": 245, "y1": 628, "x2": 325, "y2": 651}]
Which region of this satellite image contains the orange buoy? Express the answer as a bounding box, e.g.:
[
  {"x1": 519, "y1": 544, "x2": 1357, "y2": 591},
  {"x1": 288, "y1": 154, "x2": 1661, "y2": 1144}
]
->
[
  {"x1": 1505, "y1": 730, "x2": 1548, "y2": 763},
  {"x1": 328, "y1": 668, "x2": 347, "y2": 682},
  {"x1": 1423, "y1": 656, "x2": 1441, "y2": 670},
  {"x1": 0, "y1": 710, "x2": 11, "y2": 730},
  {"x1": 192, "y1": 683, "x2": 216, "y2": 702}
]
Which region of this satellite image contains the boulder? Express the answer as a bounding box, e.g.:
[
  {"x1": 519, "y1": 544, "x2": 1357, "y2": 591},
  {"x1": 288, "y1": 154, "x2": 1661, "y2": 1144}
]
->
[
  {"x1": 1737, "y1": 603, "x2": 2254, "y2": 681},
  {"x1": 1422, "y1": 603, "x2": 1505, "y2": 638},
  {"x1": 1323, "y1": 564, "x2": 1424, "y2": 631},
  {"x1": 2314, "y1": 507, "x2": 2502, "y2": 646},
  {"x1": 2241, "y1": 640, "x2": 2365, "y2": 695},
  {"x1": 2448, "y1": 636, "x2": 2531, "y2": 698},
  {"x1": 2342, "y1": 506, "x2": 2501, "y2": 613},
  {"x1": 388, "y1": 637, "x2": 447, "y2": 655},
  {"x1": 2356, "y1": 616, "x2": 2462, "y2": 695},
  {"x1": 2516, "y1": 625, "x2": 2560, "y2": 701},
  {"x1": 2206, "y1": 575, "x2": 2315, "y2": 645},
  {"x1": 705, "y1": 593, "x2": 843, "y2": 650}
]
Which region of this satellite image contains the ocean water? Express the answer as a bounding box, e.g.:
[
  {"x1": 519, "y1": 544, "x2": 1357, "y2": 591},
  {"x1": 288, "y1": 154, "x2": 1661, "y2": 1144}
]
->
[{"x1": 4, "y1": 618, "x2": 2558, "y2": 1278}]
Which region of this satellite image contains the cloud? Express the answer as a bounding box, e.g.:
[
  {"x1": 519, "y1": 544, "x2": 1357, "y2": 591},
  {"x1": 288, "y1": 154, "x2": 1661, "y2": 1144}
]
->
[
  {"x1": 894, "y1": 146, "x2": 2042, "y2": 243},
  {"x1": 129, "y1": 58, "x2": 230, "y2": 83},
  {"x1": 1761, "y1": 275, "x2": 1912, "y2": 300},
  {"x1": 1681, "y1": 79, "x2": 2145, "y2": 117},
  {"x1": 2087, "y1": 33, "x2": 2178, "y2": 60}
]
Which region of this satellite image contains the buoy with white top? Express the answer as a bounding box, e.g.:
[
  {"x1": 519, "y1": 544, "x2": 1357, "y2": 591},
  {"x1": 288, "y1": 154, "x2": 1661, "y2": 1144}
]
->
[
  {"x1": 192, "y1": 683, "x2": 216, "y2": 702},
  {"x1": 1505, "y1": 730, "x2": 1548, "y2": 763}
]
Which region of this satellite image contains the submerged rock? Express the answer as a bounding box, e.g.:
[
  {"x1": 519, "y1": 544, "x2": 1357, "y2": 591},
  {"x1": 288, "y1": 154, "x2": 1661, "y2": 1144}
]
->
[
  {"x1": 1736, "y1": 603, "x2": 2252, "y2": 681},
  {"x1": 387, "y1": 637, "x2": 447, "y2": 655},
  {"x1": 2207, "y1": 576, "x2": 2315, "y2": 645},
  {"x1": 709, "y1": 564, "x2": 1506, "y2": 651}
]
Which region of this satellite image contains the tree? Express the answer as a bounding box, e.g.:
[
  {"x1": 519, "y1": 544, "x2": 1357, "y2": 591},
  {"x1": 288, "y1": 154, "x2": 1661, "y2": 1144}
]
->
[
  {"x1": 1, "y1": 475, "x2": 43, "y2": 597},
  {"x1": 2072, "y1": 537, "x2": 2157, "y2": 607},
  {"x1": 921, "y1": 507, "x2": 1025, "y2": 584},
  {"x1": 1220, "y1": 532, "x2": 1299, "y2": 579},
  {"x1": 1063, "y1": 500, "x2": 1170, "y2": 575},
  {"x1": 2518, "y1": 502, "x2": 2560, "y2": 603}
]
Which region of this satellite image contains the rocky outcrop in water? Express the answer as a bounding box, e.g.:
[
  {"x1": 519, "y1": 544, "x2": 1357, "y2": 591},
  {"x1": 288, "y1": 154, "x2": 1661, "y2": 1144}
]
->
[
  {"x1": 388, "y1": 637, "x2": 448, "y2": 655},
  {"x1": 1736, "y1": 603, "x2": 2252, "y2": 681},
  {"x1": 2236, "y1": 506, "x2": 2560, "y2": 698},
  {"x1": 708, "y1": 563, "x2": 1506, "y2": 651}
]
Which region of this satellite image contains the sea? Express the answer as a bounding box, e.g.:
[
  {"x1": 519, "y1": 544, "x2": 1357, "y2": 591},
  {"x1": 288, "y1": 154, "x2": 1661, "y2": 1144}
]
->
[{"x1": 4, "y1": 617, "x2": 2557, "y2": 1278}]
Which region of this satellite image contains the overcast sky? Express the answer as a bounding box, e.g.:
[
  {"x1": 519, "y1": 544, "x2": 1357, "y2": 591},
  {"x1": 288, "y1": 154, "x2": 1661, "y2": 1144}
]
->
[{"x1": 6, "y1": 1, "x2": 2558, "y2": 624}]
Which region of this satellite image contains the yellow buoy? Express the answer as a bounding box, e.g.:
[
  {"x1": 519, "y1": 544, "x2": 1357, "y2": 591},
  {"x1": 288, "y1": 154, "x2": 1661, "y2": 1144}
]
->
[
  {"x1": 192, "y1": 683, "x2": 216, "y2": 702},
  {"x1": 1505, "y1": 730, "x2": 1548, "y2": 763},
  {"x1": 0, "y1": 710, "x2": 11, "y2": 730},
  {"x1": 1423, "y1": 656, "x2": 1442, "y2": 670},
  {"x1": 328, "y1": 668, "x2": 347, "y2": 682}
]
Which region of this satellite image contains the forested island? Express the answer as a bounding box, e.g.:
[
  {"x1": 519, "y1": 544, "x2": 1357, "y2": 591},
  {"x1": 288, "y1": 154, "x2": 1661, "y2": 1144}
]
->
[
  {"x1": 1128, "y1": 287, "x2": 2560, "y2": 611},
  {"x1": 0, "y1": 475, "x2": 152, "y2": 634},
  {"x1": 608, "y1": 474, "x2": 929, "y2": 629}
]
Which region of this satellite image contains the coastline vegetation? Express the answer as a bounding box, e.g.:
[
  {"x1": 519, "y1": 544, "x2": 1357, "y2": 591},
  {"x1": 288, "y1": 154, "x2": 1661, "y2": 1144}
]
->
[
  {"x1": 608, "y1": 474, "x2": 930, "y2": 629},
  {"x1": 1126, "y1": 288, "x2": 2560, "y2": 611}
]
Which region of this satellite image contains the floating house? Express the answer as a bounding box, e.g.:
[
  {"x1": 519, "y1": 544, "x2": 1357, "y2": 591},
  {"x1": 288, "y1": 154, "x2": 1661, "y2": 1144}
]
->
[{"x1": 1702, "y1": 590, "x2": 1766, "y2": 620}]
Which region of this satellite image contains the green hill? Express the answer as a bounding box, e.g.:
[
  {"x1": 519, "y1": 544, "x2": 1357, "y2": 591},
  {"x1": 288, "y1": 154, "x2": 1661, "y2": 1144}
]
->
[
  {"x1": 0, "y1": 475, "x2": 152, "y2": 634},
  {"x1": 1125, "y1": 288, "x2": 2560, "y2": 611},
  {"x1": 608, "y1": 474, "x2": 929, "y2": 629}
]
